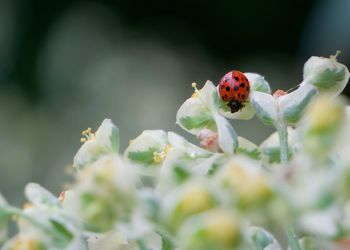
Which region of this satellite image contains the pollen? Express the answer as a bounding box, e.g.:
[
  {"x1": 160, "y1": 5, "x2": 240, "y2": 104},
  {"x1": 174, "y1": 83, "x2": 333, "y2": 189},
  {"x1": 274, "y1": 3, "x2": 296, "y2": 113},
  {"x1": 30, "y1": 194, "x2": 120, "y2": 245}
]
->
[
  {"x1": 153, "y1": 144, "x2": 170, "y2": 164},
  {"x1": 80, "y1": 127, "x2": 95, "y2": 143},
  {"x1": 191, "y1": 92, "x2": 199, "y2": 98}
]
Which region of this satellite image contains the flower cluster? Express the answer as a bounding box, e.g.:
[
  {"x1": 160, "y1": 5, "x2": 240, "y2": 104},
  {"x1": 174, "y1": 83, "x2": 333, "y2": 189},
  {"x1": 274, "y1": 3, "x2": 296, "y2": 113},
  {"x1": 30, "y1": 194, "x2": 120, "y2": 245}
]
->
[{"x1": 0, "y1": 53, "x2": 349, "y2": 250}]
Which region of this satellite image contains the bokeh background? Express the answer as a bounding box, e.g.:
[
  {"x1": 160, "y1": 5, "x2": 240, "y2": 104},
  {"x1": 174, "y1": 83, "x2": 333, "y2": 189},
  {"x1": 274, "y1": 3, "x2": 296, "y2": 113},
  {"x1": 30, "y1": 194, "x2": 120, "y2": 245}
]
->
[{"x1": 0, "y1": 0, "x2": 349, "y2": 206}]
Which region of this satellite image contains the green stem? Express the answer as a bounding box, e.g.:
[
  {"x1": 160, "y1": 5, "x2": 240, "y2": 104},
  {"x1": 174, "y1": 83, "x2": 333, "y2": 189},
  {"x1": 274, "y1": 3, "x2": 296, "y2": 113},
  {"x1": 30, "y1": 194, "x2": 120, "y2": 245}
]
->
[
  {"x1": 286, "y1": 227, "x2": 302, "y2": 250},
  {"x1": 276, "y1": 123, "x2": 288, "y2": 164}
]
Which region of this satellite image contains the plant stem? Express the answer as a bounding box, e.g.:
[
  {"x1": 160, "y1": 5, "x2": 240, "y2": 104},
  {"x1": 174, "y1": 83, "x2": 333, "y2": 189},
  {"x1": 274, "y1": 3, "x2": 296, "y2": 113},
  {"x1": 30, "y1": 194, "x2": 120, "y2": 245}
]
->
[
  {"x1": 286, "y1": 227, "x2": 302, "y2": 250},
  {"x1": 276, "y1": 122, "x2": 288, "y2": 164}
]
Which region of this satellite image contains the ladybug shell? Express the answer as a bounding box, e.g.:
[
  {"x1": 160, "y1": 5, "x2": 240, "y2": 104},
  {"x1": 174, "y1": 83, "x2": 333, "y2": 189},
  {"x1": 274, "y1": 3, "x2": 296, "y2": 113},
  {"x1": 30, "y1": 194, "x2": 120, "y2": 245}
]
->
[{"x1": 219, "y1": 70, "x2": 250, "y2": 102}]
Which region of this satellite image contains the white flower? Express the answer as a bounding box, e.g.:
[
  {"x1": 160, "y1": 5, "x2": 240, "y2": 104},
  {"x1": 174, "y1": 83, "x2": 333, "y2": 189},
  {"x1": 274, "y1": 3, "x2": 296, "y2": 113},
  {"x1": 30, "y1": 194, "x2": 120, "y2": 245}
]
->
[
  {"x1": 73, "y1": 119, "x2": 120, "y2": 169},
  {"x1": 69, "y1": 155, "x2": 137, "y2": 232}
]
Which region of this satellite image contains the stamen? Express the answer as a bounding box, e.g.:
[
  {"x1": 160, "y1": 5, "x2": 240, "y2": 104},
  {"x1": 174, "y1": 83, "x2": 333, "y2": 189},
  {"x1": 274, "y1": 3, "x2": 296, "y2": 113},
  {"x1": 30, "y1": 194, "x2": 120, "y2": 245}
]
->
[
  {"x1": 80, "y1": 127, "x2": 95, "y2": 143},
  {"x1": 153, "y1": 144, "x2": 170, "y2": 164},
  {"x1": 191, "y1": 82, "x2": 200, "y2": 98},
  {"x1": 330, "y1": 50, "x2": 341, "y2": 61}
]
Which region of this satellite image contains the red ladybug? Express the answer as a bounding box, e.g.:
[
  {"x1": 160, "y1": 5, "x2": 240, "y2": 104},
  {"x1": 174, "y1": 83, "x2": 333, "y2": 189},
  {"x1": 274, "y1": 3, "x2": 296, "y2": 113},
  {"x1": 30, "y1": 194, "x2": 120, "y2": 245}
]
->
[{"x1": 218, "y1": 70, "x2": 250, "y2": 113}]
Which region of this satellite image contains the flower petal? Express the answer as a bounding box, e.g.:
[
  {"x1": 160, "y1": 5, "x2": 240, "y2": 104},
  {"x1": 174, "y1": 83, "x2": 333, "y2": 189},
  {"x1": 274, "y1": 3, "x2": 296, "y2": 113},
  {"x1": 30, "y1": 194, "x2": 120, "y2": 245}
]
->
[
  {"x1": 125, "y1": 130, "x2": 167, "y2": 166},
  {"x1": 250, "y1": 91, "x2": 278, "y2": 126},
  {"x1": 214, "y1": 113, "x2": 238, "y2": 154},
  {"x1": 279, "y1": 83, "x2": 318, "y2": 124}
]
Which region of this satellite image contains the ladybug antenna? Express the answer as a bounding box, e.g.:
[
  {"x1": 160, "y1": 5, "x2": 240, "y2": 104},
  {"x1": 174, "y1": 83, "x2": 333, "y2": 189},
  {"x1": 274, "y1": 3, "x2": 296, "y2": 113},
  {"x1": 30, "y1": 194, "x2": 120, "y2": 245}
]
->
[{"x1": 285, "y1": 84, "x2": 301, "y2": 93}]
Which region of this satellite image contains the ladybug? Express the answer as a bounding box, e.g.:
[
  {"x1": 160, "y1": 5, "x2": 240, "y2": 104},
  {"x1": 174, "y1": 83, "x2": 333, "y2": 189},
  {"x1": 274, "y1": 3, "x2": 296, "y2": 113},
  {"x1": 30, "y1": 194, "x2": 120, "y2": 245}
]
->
[{"x1": 218, "y1": 70, "x2": 250, "y2": 113}]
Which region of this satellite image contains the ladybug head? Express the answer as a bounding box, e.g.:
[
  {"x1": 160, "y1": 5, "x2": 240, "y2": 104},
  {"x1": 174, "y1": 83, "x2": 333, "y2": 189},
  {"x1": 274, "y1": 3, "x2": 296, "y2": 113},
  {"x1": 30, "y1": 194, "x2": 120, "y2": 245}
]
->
[{"x1": 227, "y1": 101, "x2": 243, "y2": 113}]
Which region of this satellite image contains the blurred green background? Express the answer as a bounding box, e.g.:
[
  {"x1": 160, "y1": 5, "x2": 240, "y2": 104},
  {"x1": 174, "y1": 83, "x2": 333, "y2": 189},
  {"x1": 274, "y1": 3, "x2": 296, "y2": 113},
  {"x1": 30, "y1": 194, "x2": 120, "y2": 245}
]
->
[{"x1": 0, "y1": 0, "x2": 349, "y2": 206}]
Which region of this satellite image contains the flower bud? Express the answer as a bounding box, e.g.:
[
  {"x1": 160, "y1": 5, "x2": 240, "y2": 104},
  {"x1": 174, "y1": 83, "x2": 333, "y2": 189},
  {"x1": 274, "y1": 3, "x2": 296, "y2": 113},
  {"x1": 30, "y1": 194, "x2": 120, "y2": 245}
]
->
[
  {"x1": 302, "y1": 95, "x2": 346, "y2": 157},
  {"x1": 177, "y1": 209, "x2": 241, "y2": 250},
  {"x1": 162, "y1": 181, "x2": 215, "y2": 231},
  {"x1": 215, "y1": 157, "x2": 272, "y2": 208},
  {"x1": 72, "y1": 156, "x2": 136, "y2": 232},
  {"x1": 303, "y1": 53, "x2": 349, "y2": 96}
]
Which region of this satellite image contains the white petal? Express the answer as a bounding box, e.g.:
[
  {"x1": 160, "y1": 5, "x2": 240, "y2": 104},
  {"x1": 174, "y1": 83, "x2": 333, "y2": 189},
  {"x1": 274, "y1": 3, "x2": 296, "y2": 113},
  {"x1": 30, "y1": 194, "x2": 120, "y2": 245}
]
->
[
  {"x1": 250, "y1": 91, "x2": 278, "y2": 126},
  {"x1": 25, "y1": 183, "x2": 59, "y2": 207},
  {"x1": 244, "y1": 72, "x2": 272, "y2": 94},
  {"x1": 176, "y1": 97, "x2": 215, "y2": 135},
  {"x1": 279, "y1": 83, "x2": 318, "y2": 124},
  {"x1": 214, "y1": 113, "x2": 238, "y2": 154},
  {"x1": 73, "y1": 140, "x2": 104, "y2": 169},
  {"x1": 95, "y1": 119, "x2": 120, "y2": 152}
]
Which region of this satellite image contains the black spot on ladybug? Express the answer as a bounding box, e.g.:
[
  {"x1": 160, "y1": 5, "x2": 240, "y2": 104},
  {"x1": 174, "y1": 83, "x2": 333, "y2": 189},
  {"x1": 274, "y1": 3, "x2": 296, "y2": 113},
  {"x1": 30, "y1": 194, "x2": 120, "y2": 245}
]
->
[
  {"x1": 226, "y1": 86, "x2": 230, "y2": 91},
  {"x1": 242, "y1": 94, "x2": 245, "y2": 99},
  {"x1": 240, "y1": 83, "x2": 245, "y2": 88},
  {"x1": 238, "y1": 94, "x2": 241, "y2": 98},
  {"x1": 224, "y1": 94, "x2": 227, "y2": 99},
  {"x1": 234, "y1": 86, "x2": 239, "y2": 91},
  {"x1": 246, "y1": 86, "x2": 250, "y2": 91},
  {"x1": 234, "y1": 77, "x2": 239, "y2": 81}
]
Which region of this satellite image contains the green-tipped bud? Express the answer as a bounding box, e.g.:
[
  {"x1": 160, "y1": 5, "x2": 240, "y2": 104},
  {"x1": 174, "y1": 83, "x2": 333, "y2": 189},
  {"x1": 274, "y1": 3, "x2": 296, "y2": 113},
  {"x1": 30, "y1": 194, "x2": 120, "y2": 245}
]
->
[{"x1": 303, "y1": 52, "x2": 349, "y2": 97}]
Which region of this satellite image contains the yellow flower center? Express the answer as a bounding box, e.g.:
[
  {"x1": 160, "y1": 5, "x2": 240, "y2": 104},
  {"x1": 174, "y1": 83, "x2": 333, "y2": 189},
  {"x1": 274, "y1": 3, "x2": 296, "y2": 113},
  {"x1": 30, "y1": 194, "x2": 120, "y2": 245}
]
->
[{"x1": 153, "y1": 144, "x2": 170, "y2": 164}]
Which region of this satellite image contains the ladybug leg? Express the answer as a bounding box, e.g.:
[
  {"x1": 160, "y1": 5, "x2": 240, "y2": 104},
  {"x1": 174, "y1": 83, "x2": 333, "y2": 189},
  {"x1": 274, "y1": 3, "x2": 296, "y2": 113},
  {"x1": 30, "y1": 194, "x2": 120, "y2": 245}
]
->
[{"x1": 239, "y1": 103, "x2": 245, "y2": 111}]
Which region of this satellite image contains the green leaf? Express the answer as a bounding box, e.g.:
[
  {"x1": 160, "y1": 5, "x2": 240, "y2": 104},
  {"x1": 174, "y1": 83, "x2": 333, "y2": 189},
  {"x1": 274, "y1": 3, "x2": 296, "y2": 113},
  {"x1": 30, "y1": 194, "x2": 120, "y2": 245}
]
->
[
  {"x1": 128, "y1": 147, "x2": 158, "y2": 166},
  {"x1": 180, "y1": 112, "x2": 215, "y2": 131},
  {"x1": 159, "y1": 232, "x2": 174, "y2": 250},
  {"x1": 262, "y1": 146, "x2": 293, "y2": 163},
  {"x1": 173, "y1": 165, "x2": 190, "y2": 183},
  {"x1": 50, "y1": 219, "x2": 74, "y2": 243},
  {"x1": 236, "y1": 148, "x2": 261, "y2": 160}
]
